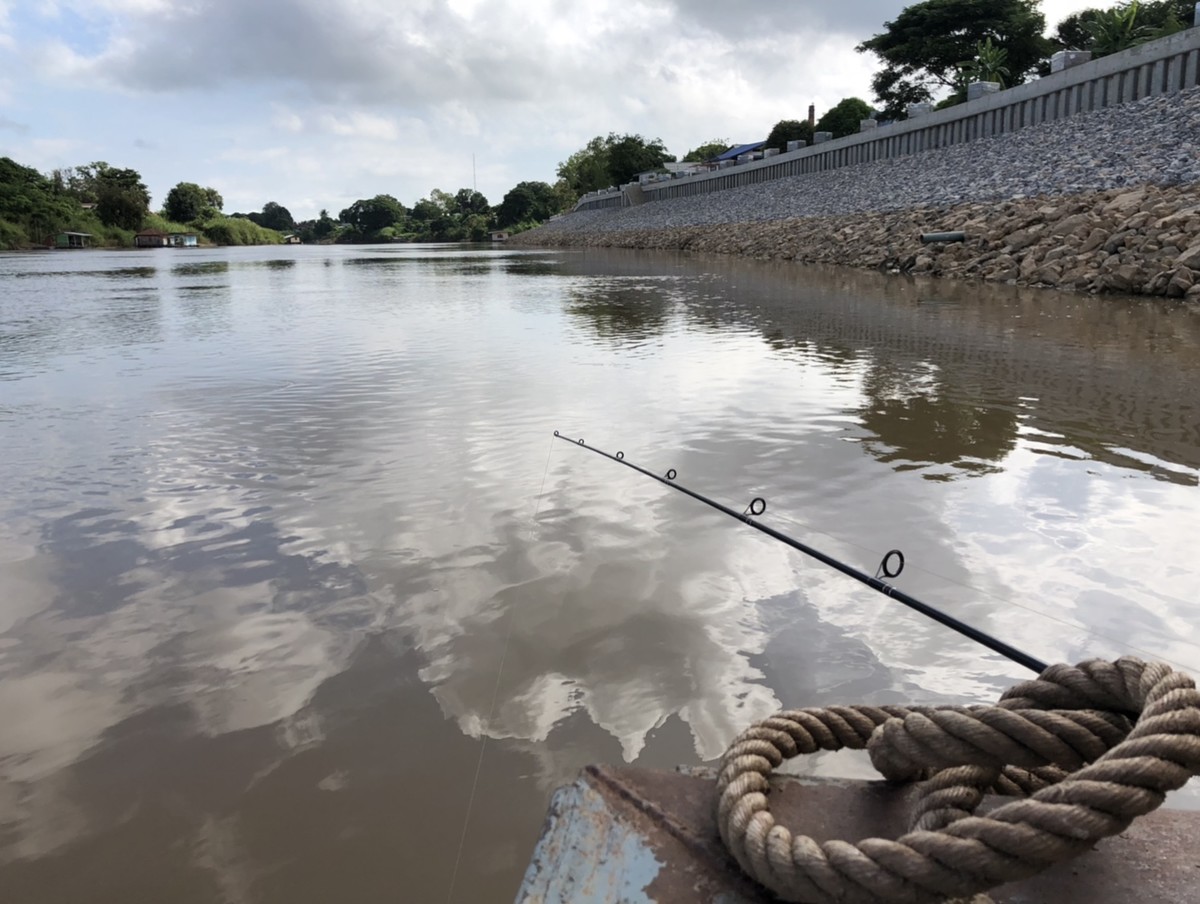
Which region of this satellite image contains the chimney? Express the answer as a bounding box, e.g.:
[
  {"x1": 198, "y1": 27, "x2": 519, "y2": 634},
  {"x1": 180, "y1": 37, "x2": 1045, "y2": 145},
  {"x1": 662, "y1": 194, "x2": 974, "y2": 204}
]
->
[{"x1": 807, "y1": 104, "x2": 815, "y2": 127}]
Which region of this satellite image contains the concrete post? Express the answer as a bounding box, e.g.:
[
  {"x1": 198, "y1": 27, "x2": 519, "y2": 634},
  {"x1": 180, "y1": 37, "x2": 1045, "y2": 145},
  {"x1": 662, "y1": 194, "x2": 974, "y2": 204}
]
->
[
  {"x1": 906, "y1": 102, "x2": 933, "y2": 118},
  {"x1": 1051, "y1": 50, "x2": 1094, "y2": 72},
  {"x1": 813, "y1": 131, "x2": 834, "y2": 143},
  {"x1": 967, "y1": 81, "x2": 1001, "y2": 101},
  {"x1": 859, "y1": 119, "x2": 878, "y2": 131}
]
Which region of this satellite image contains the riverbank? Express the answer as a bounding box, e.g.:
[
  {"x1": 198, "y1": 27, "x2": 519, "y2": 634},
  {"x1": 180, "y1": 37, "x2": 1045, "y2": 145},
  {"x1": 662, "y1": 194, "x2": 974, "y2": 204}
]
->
[{"x1": 514, "y1": 88, "x2": 1200, "y2": 298}]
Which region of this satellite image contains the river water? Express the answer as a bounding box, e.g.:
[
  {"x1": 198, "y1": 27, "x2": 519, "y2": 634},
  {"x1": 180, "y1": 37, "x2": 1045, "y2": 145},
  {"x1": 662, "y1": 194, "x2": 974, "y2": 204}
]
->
[{"x1": 1, "y1": 244, "x2": 1198, "y2": 902}]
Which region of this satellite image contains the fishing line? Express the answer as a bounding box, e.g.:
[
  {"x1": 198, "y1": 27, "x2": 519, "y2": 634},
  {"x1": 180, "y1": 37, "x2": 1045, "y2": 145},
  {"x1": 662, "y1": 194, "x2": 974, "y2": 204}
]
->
[
  {"x1": 444, "y1": 599, "x2": 517, "y2": 904},
  {"x1": 447, "y1": 434, "x2": 558, "y2": 903},
  {"x1": 528, "y1": 433, "x2": 557, "y2": 537}
]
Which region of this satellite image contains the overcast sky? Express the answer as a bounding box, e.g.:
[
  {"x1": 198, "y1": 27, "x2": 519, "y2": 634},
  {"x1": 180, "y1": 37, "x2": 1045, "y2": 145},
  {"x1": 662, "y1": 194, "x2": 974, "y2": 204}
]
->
[{"x1": 0, "y1": 0, "x2": 1098, "y2": 220}]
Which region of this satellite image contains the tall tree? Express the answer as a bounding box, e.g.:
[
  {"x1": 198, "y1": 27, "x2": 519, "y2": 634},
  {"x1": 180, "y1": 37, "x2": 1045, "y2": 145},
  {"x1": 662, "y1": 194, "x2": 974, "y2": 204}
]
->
[
  {"x1": 555, "y1": 133, "x2": 674, "y2": 201},
  {"x1": 313, "y1": 208, "x2": 337, "y2": 238},
  {"x1": 815, "y1": 98, "x2": 875, "y2": 139},
  {"x1": 605, "y1": 133, "x2": 674, "y2": 186},
  {"x1": 496, "y1": 181, "x2": 559, "y2": 228},
  {"x1": 92, "y1": 165, "x2": 150, "y2": 230},
  {"x1": 250, "y1": 201, "x2": 295, "y2": 232},
  {"x1": 763, "y1": 120, "x2": 814, "y2": 153},
  {"x1": 556, "y1": 136, "x2": 613, "y2": 198},
  {"x1": 338, "y1": 195, "x2": 405, "y2": 234},
  {"x1": 164, "y1": 182, "x2": 223, "y2": 223},
  {"x1": 453, "y1": 188, "x2": 490, "y2": 217},
  {"x1": 857, "y1": 0, "x2": 1054, "y2": 120}
]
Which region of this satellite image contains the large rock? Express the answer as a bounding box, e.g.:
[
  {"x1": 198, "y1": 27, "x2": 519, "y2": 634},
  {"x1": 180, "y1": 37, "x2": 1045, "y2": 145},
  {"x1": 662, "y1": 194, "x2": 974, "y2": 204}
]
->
[{"x1": 1177, "y1": 243, "x2": 1200, "y2": 269}]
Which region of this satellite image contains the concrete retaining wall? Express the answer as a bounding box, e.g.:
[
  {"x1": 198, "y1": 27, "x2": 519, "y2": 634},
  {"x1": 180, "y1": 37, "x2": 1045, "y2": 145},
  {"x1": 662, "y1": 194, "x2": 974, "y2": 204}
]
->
[{"x1": 574, "y1": 26, "x2": 1200, "y2": 213}]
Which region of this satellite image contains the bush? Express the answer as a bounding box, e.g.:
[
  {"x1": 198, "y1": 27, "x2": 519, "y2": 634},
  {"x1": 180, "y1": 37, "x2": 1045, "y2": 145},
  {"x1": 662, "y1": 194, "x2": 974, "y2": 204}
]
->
[
  {"x1": 0, "y1": 218, "x2": 27, "y2": 250},
  {"x1": 200, "y1": 216, "x2": 281, "y2": 245}
]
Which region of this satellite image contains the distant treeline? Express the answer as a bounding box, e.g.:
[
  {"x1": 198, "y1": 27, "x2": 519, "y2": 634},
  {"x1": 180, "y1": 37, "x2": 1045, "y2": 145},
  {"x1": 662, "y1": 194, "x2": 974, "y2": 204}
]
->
[
  {"x1": 0, "y1": 152, "x2": 576, "y2": 248},
  {"x1": 0, "y1": 158, "x2": 280, "y2": 250}
]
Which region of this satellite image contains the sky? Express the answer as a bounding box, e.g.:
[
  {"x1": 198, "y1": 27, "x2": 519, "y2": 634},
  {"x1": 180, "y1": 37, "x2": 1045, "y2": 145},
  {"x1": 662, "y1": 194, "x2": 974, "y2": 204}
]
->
[{"x1": 0, "y1": 0, "x2": 1100, "y2": 220}]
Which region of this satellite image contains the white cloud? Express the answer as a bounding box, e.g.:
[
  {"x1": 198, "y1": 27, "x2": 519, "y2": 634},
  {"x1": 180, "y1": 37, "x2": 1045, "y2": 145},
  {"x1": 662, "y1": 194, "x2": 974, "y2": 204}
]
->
[{"x1": 2, "y1": 0, "x2": 1105, "y2": 215}]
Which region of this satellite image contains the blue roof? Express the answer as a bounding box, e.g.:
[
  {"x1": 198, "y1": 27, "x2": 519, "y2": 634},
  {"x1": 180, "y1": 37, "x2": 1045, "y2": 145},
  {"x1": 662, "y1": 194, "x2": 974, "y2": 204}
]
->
[{"x1": 713, "y1": 141, "x2": 766, "y2": 161}]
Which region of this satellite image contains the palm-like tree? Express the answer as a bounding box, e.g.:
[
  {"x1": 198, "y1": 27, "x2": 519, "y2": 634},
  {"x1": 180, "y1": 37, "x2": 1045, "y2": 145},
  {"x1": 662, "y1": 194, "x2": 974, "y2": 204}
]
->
[
  {"x1": 1086, "y1": 1, "x2": 1155, "y2": 56},
  {"x1": 961, "y1": 37, "x2": 1012, "y2": 87}
]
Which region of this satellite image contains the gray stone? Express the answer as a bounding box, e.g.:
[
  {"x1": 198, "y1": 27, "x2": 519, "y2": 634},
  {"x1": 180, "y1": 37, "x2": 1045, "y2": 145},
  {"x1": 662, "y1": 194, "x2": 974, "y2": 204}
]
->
[
  {"x1": 536, "y1": 86, "x2": 1200, "y2": 240},
  {"x1": 1167, "y1": 267, "x2": 1194, "y2": 296},
  {"x1": 859, "y1": 119, "x2": 878, "y2": 131},
  {"x1": 813, "y1": 132, "x2": 834, "y2": 144},
  {"x1": 1177, "y1": 242, "x2": 1200, "y2": 268}
]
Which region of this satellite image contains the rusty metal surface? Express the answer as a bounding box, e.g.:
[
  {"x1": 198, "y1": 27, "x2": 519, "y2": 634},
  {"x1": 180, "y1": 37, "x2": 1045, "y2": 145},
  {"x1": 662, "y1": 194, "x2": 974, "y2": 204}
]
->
[{"x1": 515, "y1": 765, "x2": 1200, "y2": 903}]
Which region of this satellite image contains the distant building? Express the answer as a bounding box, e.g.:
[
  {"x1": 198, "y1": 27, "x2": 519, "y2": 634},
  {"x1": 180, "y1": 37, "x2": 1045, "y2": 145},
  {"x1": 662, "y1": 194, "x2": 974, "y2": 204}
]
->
[
  {"x1": 135, "y1": 229, "x2": 169, "y2": 248},
  {"x1": 489, "y1": 231, "x2": 509, "y2": 242},
  {"x1": 282, "y1": 234, "x2": 302, "y2": 244},
  {"x1": 135, "y1": 230, "x2": 199, "y2": 248},
  {"x1": 47, "y1": 231, "x2": 93, "y2": 249},
  {"x1": 713, "y1": 141, "x2": 767, "y2": 164}
]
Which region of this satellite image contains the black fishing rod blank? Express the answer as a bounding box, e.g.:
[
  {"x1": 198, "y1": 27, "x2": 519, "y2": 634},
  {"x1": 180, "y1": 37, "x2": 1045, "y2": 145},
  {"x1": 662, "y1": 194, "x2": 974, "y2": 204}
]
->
[{"x1": 554, "y1": 432, "x2": 1048, "y2": 675}]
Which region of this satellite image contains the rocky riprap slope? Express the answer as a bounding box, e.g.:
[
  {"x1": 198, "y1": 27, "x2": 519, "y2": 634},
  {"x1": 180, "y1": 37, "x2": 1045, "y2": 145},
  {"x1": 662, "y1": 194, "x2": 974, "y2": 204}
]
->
[{"x1": 514, "y1": 88, "x2": 1200, "y2": 298}]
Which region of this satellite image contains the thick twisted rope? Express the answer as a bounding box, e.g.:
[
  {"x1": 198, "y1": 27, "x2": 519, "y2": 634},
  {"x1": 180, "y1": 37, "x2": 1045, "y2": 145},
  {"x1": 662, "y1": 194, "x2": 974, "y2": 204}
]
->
[{"x1": 716, "y1": 658, "x2": 1200, "y2": 903}]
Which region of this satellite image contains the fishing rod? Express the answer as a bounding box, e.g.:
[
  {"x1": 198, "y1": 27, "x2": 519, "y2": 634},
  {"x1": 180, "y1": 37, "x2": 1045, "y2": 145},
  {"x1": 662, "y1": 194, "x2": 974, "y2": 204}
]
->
[{"x1": 553, "y1": 432, "x2": 1048, "y2": 675}]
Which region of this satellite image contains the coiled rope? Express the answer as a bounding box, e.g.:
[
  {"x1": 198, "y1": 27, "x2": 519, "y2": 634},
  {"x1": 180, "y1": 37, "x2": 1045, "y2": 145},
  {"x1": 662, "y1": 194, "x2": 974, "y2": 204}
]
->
[{"x1": 716, "y1": 657, "x2": 1200, "y2": 903}]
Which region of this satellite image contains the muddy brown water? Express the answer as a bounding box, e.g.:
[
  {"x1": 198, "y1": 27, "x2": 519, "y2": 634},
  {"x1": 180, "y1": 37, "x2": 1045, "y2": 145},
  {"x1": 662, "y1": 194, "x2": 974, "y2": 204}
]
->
[{"x1": 1, "y1": 244, "x2": 1198, "y2": 902}]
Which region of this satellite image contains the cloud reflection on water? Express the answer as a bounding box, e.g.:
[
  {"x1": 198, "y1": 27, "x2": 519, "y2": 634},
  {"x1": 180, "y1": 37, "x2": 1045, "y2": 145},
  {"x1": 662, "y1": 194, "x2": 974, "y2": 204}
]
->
[{"x1": 1, "y1": 246, "x2": 1199, "y2": 901}]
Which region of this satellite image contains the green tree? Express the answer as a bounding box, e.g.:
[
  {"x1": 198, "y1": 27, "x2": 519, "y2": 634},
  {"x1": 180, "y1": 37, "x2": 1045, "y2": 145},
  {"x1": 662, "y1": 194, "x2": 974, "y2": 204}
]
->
[
  {"x1": 682, "y1": 139, "x2": 731, "y2": 162},
  {"x1": 1088, "y1": 2, "x2": 1155, "y2": 54},
  {"x1": 815, "y1": 98, "x2": 874, "y2": 139},
  {"x1": 496, "y1": 181, "x2": 559, "y2": 228},
  {"x1": 453, "y1": 188, "x2": 490, "y2": 217},
  {"x1": 962, "y1": 37, "x2": 1011, "y2": 86},
  {"x1": 556, "y1": 136, "x2": 613, "y2": 199},
  {"x1": 555, "y1": 133, "x2": 674, "y2": 201},
  {"x1": 857, "y1": 0, "x2": 1054, "y2": 120},
  {"x1": 409, "y1": 194, "x2": 455, "y2": 241},
  {"x1": 164, "y1": 182, "x2": 224, "y2": 223},
  {"x1": 763, "y1": 120, "x2": 814, "y2": 154},
  {"x1": 339, "y1": 195, "x2": 406, "y2": 235},
  {"x1": 0, "y1": 156, "x2": 77, "y2": 246},
  {"x1": 93, "y1": 165, "x2": 150, "y2": 230},
  {"x1": 1056, "y1": 0, "x2": 1191, "y2": 49},
  {"x1": 1054, "y1": 9, "x2": 1103, "y2": 48},
  {"x1": 606, "y1": 133, "x2": 674, "y2": 185},
  {"x1": 249, "y1": 201, "x2": 295, "y2": 232},
  {"x1": 313, "y1": 208, "x2": 337, "y2": 239}
]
